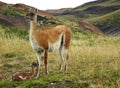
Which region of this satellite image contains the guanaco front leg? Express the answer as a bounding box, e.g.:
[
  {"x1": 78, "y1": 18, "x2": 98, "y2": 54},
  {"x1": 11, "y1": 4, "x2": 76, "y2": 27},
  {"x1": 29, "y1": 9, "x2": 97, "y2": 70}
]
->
[
  {"x1": 35, "y1": 52, "x2": 41, "y2": 78},
  {"x1": 44, "y1": 50, "x2": 49, "y2": 74}
]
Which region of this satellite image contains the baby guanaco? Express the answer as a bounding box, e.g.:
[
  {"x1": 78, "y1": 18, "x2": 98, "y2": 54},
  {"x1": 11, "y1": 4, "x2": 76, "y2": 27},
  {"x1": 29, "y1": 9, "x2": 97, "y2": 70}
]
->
[{"x1": 12, "y1": 62, "x2": 38, "y2": 81}]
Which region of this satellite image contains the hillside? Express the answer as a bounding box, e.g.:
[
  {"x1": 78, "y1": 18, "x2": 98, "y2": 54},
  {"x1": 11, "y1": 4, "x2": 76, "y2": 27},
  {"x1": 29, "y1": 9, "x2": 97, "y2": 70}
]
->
[
  {"x1": 89, "y1": 9, "x2": 120, "y2": 36},
  {"x1": 47, "y1": 0, "x2": 120, "y2": 36},
  {"x1": 47, "y1": 8, "x2": 72, "y2": 15},
  {"x1": 0, "y1": 1, "x2": 103, "y2": 35},
  {"x1": 0, "y1": 1, "x2": 55, "y2": 29}
]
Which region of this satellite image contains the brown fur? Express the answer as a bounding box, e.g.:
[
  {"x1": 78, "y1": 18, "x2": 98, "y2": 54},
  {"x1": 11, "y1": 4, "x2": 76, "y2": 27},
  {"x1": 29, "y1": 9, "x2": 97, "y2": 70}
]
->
[{"x1": 32, "y1": 25, "x2": 71, "y2": 49}]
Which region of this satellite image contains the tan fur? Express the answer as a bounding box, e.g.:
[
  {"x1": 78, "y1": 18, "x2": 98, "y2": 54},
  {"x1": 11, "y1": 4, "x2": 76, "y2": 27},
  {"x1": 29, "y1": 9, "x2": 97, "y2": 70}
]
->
[{"x1": 32, "y1": 25, "x2": 71, "y2": 49}]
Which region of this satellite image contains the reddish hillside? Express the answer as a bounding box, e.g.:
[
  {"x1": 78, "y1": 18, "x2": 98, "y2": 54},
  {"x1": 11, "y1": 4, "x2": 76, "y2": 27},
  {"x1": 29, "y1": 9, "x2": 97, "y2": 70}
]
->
[{"x1": 78, "y1": 21, "x2": 103, "y2": 35}]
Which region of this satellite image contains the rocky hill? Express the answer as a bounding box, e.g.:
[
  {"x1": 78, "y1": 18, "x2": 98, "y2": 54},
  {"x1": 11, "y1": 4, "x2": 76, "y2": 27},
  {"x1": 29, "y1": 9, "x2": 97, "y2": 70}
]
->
[
  {"x1": 0, "y1": 1, "x2": 55, "y2": 29},
  {"x1": 47, "y1": 0, "x2": 120, "y2": 36}
]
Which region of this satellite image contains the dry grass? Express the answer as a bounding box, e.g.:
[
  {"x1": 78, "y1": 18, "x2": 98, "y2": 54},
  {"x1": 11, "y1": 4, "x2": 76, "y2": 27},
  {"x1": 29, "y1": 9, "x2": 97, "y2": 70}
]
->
[{"x1": 0, "y1": 34, "x2": 120, "y2": 88}]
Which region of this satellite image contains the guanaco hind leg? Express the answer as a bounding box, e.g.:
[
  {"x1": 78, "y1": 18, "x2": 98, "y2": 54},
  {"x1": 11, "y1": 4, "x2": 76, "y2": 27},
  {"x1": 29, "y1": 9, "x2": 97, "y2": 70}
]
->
[{"x1": 59, "y1": 46, "x2": 68, "y2": 73}]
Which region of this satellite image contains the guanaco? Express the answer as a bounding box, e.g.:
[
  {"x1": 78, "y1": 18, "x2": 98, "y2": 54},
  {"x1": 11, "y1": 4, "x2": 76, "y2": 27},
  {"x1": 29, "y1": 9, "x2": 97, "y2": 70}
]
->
[
  {"x1": 12, "y1": 62, "x2": 38, "y2": 81},
  {"x1": 26, "y1": 9, "x2": 72, "y2": 78}
]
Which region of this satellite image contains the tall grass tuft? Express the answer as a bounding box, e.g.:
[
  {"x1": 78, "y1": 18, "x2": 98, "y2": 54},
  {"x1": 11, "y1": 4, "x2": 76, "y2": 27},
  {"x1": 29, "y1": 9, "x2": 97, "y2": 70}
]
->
[{"x1": 0, "y1": 25, "x2": 29, "y2": 40}]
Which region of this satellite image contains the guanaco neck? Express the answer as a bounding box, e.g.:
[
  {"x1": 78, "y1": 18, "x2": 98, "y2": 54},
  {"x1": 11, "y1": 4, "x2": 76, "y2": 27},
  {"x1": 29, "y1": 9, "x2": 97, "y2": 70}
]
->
[
  {"x1": 30, "y1": 13, "x2": 38, "y2": 33},
  {"x1": 30, "y1": 66, "x2": 35, "y2": 75},
  {"x1": 30, "y1": 21, "x2": 37, "y2": 31}
]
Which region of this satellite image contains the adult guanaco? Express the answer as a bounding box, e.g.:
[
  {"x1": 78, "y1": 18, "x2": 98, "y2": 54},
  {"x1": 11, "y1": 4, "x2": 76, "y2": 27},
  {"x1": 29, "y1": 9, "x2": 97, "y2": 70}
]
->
[{"x1": 26, "y1": 9, "x2": 72, "y2": 78}]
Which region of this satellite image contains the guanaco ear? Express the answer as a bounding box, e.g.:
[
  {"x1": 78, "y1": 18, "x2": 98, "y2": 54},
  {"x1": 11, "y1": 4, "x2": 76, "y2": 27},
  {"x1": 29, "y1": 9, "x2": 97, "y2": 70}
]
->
[
  {"x1": 29, "y1": 7, "x2": 32, "y2": 12},
  {"x1": 34, "y1": 8, "x2": 38, "y2": 14}
]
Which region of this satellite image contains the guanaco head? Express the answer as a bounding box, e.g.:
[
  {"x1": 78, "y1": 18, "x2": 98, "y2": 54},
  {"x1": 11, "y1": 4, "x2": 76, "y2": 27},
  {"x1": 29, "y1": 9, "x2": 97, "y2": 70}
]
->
[
  {"x1": 30, "y1": 61, "x2": 38, "y2": 76},
  {"x1": 26, "y1": 12, "x2": 35, "y2": 20},
  {"x1": 30, "y1": 61, "x2": 38, "y2": 68},
  {"x1": 26, "y1": 8, "x2": 38, "y2": 21}
]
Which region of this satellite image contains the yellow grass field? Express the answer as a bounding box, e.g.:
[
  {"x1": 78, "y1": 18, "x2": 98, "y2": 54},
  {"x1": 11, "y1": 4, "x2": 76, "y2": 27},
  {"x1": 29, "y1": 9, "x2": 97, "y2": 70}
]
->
[{"x1": 0, "y1": 32, "x2": 120, "y2": 88}]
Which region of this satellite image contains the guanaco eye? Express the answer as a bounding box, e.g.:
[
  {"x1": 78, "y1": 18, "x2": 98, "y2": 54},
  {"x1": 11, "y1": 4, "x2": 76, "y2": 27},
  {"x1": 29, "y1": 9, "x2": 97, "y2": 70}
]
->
[
  {"x1": 26, "y1": 12, "x2": 34, "y2": 17},
  {"x1": 29, "y1": 13, "x2": 35, "y2": 17}
]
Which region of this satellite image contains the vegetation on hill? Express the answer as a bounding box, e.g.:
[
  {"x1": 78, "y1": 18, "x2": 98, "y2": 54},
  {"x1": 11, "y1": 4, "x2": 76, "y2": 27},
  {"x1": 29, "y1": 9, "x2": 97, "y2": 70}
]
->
[
  {"x1": 74, "y1": 0, "x2": 120, "y2": 10},
  {"x1": 0, "y1": 1, "x2": 55, "y2": 29},
  {"x1": 89, "y1": 9, "x2": 120, "y2": 26},
  {"x1": 0, "y1": 2, "x2": 26, "y2": 16},
  {"x1": 0, "y1": 2, "x2": 29, "y2": 28},
  {"x1": 88, "y1": 9, "x2": 120, "y2": 35},
  {"x1": 0, "y1": 25, "x2": 28, "y2": 39}
]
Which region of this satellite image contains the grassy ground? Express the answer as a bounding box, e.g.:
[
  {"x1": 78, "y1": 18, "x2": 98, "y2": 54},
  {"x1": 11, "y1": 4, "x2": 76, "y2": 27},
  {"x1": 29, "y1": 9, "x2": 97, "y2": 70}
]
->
[{"x1": 0, "y1": 28, "x2": 120, "y2": 88}]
